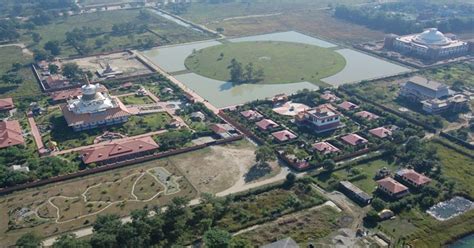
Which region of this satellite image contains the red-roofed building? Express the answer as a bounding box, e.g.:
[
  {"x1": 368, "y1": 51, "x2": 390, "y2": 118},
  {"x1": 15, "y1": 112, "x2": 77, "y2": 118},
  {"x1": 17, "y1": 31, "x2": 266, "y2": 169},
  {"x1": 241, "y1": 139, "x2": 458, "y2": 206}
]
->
[
  {"x1": 341, "y1": 133, "x2": 368, "y2": 146},
  {"x1": 272, "y1": 130, "x2": 297, "y2": 143},
  {"x1": 210, "y1": 123, "x2": 237, "y2": 139},
  {"x1": 355, "y1": 111, "x2": 379, "y2": 121},
  {"x1": 296, "y1": 104, "x2": 341, "y2": 133},
  {"x1": 0, "y1": 120, "x2": 25, "y2": 149},
  {"x1": 0, "y1": 98, "x2": 14, "y2": 111},
  {"x1": 321, "y1": 91, "x2": 340, "y2": 102},
  {"x1": 377, "y1": 177, "x2": 409, "y2": 198},
  {"x1": 256, "y1": 119, "x2": 279, "y2": 131},
  {"x1": 240, "y1": 109, "x2": 263, "y2": 121},
  {"x1": 44, "y1": 74, "x2": 71, "y2": 90},
  {"x1": 50, "y1": 85, "x2": 108, "y2": 102},
  {"x1": 396, "y1": 169, "x2": 431, "y2": 188},
  {"x1": 369, "y1": 127, "x2": 393, "y2": 139},
  {"x1": 80, "y1": 136, "x2": 159, "y2": 165},
  {"x1": 338, "y1": 101, "x2": 359, "y2": 111},
  {"x1": 312, "y1": 141, "x2": 340, "y2": 155}
]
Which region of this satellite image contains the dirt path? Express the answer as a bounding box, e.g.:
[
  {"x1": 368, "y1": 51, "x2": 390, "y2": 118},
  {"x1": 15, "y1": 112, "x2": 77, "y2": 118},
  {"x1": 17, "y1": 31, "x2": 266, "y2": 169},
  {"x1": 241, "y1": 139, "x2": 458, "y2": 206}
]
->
[
  {"x1": 0, "y1": 43, "x2": 33, "y2": 56},
  {"x1": 232, "y1": 201, "x2": 341, "y2": 236}
]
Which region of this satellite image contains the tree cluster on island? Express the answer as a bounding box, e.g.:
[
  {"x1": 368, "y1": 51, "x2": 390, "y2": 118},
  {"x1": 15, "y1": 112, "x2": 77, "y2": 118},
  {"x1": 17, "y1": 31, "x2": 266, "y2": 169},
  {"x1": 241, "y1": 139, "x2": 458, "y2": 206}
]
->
[{"x1": 228, "y1": 58, "x2": 265, "y2": 84}]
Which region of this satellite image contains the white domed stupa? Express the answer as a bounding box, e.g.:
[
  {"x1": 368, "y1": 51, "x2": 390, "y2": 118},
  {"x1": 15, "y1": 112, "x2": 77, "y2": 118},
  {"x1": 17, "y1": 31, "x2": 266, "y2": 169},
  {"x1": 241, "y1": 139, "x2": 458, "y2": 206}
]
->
[
  {"x1": 413, "y1": 28, "x2": 450, "y2": 46},
  {"x1": 61, "y1": 76, "x2": 131, "y2": 131},
  {"x1": 384, "y1": 28, "x2": 469, "y2": 61}
]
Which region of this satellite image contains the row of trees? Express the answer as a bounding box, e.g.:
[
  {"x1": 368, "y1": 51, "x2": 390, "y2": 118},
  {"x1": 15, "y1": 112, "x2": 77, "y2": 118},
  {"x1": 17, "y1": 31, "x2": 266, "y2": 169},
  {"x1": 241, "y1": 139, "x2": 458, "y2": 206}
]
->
[
  {"x1": 228, "y1": 59, "x2": 264, "y2": 84},
  {"x1": 334, "y1": 5, "x2": 474, "y2": 35}
]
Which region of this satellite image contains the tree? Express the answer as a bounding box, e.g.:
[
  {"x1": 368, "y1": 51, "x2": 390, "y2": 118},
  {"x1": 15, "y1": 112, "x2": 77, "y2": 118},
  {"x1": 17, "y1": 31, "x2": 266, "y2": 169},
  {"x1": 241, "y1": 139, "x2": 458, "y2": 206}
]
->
[
  {"x1": 322, "y1": 159, "x2": 336, "y2": 171},
  {"x1": 16, "y1": 232, "x2": 41, "y2": 248},
  {"x1": 33, "y1": 49, "x2": 48, "y2": 61},
  {"x1": 11, "y1": 62, "x2": 22, "y2": 71},
  {"x1": 49, "y1": 64, "x2": 59, "y2": 74},
  {"x1": 284, "y1": 173, "x2": 297, "y2": 188},
  {"x1": 254, "y1": 145, "x2": 275, "y2": 165},
  {"x1": 31, "y1": 32, "x2": 41, "y2": 43},
  {"x1": 244, "y1": 63, "x2": 254, "y2": 82},
  {"x1": 53, "y1": 234, "x2": 90, "y2": 248},
  {"x1": 452, "y1": 80, "x2": 464, "y2": 91},
  {"x1": 44, "y1": 40, "x2": 61, "y2": 56},
  {"x1": 371, "y1": 198, "x2": 386, "y2": 211},
  {"x1": 62, "y1": 63, "x2": 81, "y2": 80},
  {"x1": 230, "y1": 236, "x2": 252, "y2": 248},
  {"x1": 203, "y1": 228, "x2": 232, "y2": 248},
  {"x1": 229, "y1": 58, "x2": 243, "y2": 83}
]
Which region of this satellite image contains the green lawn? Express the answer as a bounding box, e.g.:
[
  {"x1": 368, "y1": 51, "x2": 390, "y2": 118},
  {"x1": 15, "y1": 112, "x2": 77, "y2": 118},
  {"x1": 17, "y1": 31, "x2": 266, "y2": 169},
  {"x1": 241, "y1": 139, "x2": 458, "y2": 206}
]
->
[
  {"x1": 36, "y1": 108, "x2": 172, "y2": 149},
  {"x1": 20, "y1": 9, "x2": 212, "y2": 57},
  {"x1": 432, "y1": 142, "x2": 474, "y2": 197},
  {"x1": 119, "y1": 95, "x2": 154, "y2": 105},
  {"x1": 184, "y1": 41, "x2": 345, "y2": 86},
  {"x1": 315, "y1": 158, "x2": 400, "y2": 194},
  {"x1": 0, "y1": 46, "x2": 43, "y2": 105}
]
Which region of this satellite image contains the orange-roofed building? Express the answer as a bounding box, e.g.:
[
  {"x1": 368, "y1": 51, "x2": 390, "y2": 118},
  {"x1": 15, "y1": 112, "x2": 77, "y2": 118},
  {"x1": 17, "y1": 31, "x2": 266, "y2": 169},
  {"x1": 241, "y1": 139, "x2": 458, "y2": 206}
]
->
[
  {"x1": 80, "y1": 136, "x2": 159, "y2": 165},
  {"x1": 0, "y1": 98, "x2": 14, "y2": 111},
  {"x1": 396, "y1": 169, "x2": 431, "y2": 188},
  {"x1": 272, "y1": 130, "x2": 297, "y2": 143},
  {"x1": 0, "y1": 120, "x2": 25, "y2": 149},
  {"x1": 312, "y1": 141, "x2": 340, "y2": 155},
  {"x1": 377, "y1": 177, "x2": 409, "y2": 198},
  {"x1": 256, "y1": 119, "x2": 279, "y2": 131},
  {"x1": 369, "y1": 127, "x2": 393, "y2": 139}
]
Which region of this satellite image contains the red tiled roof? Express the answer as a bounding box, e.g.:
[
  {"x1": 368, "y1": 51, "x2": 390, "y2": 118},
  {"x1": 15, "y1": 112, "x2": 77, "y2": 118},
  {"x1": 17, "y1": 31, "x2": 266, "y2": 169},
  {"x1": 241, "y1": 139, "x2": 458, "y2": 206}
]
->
[
  {"x1": 398, "y1": 169, "x2": 431, "y2": 186},
  {"x1": 60, "y1": 98, "x2": 131, "y2": 127},
  {"x1": 210, "y1": 123, "x2": 234, "y2": 133},
  {"x1": 377, "y1": 177, "x2": 408, "y2": 194},
  {"x1": 240, "y1": 110, "x2": 262, "y2": 120},
  {"x1": 50, "y1": 85, "x2": 108, "y2": 101},
  {"x1": 0, "y1": 98, "x2": 14, "y2": 110},
  {"x1": 321, "y1": 92, "x2": 339, "y2": 102},
  {"x1": 341, "y1": 133, "x2": 368, "y2": 146},
  {"x1": 0, "y1": 120, "x2": 25, "y2": 149},
  {"x1": 256, "y1": 119, "x2": 279, "y2": 130},
  {"x1": 369, "y1": 127, "x2": 392, "y2": 139},
  {"x1": 80, "y1": 136, "x2": 159, "y2": 164},
  {"x1": 355, "y1": 111, "x2": 379, "y2": 121},
  {"x1": 45, "y1": 74, "x2": 70, "y2": 88},
  {"x1": 312, "y1": 142, "x2": 340, "y2": 154},
  {"x1": 338, "y1": 101, "x2": 359, "y2": 111},
  {"x1": 272, "y1": 130, "x2": 297, "y2": 142}
]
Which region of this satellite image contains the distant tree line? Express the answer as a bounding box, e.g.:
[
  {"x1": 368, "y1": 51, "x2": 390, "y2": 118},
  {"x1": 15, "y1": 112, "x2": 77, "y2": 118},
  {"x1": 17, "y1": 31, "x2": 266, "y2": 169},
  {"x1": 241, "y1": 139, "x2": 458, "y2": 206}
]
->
[{"x1": 334, "y1": 4, "x2": 474, "y2": 35}]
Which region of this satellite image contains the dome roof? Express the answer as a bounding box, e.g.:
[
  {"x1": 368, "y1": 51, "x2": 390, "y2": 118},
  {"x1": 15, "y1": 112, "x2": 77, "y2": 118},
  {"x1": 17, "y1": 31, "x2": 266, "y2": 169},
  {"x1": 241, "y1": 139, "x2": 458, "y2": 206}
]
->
[
  {"x1": 81, "y1": 83, "x2": 97, "y2": 96},
  {"x1": 413, "y1": 28, "x2": 450, "y2": 46}
]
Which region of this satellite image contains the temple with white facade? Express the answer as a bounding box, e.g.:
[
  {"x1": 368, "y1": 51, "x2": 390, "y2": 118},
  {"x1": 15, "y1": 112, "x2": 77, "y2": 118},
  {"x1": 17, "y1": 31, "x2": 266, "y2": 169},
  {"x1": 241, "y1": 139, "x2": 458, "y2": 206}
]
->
[
  {"x1": 384, "y1": 28, "x2": 470, "y2": 61},
  {"x1": 61, "y1": 79, "x2": 131, "y2": 131}
]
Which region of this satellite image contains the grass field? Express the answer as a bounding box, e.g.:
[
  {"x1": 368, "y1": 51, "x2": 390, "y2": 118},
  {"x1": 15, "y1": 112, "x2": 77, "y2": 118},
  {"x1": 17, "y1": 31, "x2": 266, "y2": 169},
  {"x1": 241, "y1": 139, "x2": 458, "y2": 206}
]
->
[
  {"x1": 19, "y1": 9, "x2": 211, "y2": 57},
  {"x1": 0, "y1": 156, "x2": 197, "y2": 246},
  {"x1": 421, "y1": 62, "x2": 474, "y2": 88},
  {"x1": 118, "y1": 95, "x2": 154, "y2": 105},
  {"x1": 432, "y1": 142, "x2": 474, "y2": 197},
  {"x1": 0, "y1": 46, "x2": 42, "y2": 103},
  {"x1": 314, "y1": 158, "x2": 400, "y2": 193},
  {"x1": 185, "y1": 41, "x2": 345, "y2": 85},
  {"x1": 238, "y1": 205, "x2": 343, "y2": 246}
]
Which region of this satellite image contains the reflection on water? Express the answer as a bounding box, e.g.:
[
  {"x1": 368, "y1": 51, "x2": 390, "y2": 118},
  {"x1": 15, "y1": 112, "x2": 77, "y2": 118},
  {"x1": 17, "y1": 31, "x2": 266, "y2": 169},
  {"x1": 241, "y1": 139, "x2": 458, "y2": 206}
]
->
[{"x1": 175, "y1": 73, "x2": 319, "y2": 108}]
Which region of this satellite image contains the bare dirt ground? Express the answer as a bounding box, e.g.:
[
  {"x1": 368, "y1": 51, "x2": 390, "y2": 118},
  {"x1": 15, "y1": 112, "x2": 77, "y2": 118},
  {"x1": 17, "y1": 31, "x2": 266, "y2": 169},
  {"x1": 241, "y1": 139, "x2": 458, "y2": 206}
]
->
[
  {"x1": 208, "y1": 10, "x2": 385, "y2": 45},
  {"x1": 170, "y1": 140, "x2": 281, "y2": 194}
]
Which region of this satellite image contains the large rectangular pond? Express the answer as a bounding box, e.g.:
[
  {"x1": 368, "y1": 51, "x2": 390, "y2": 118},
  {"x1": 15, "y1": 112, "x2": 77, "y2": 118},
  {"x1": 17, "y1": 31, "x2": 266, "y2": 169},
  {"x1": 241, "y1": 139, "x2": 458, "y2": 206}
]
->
[
  {"x1": 175, "y1": 73, "x2": 319, "y2": 108},
  {"x1": 229, "y1": 31, "x2": 337, "y2": 48},
  {"x1": 321, "y1": 49, "x2": 411, "y2": 85},
  {"x1": 140, "y1": 31, "x2": 411, "y2": 108},
  {"x1": 141, "y1": 40, "x2": 221, "y2": 72}
]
